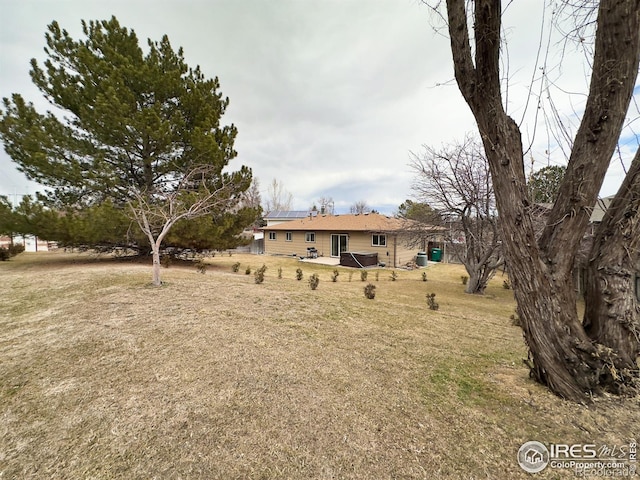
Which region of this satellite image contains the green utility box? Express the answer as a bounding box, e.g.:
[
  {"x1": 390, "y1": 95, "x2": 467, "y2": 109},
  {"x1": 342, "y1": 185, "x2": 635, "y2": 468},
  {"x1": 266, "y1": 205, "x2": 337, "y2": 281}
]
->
[{"x1": 431, "y1": 248, "x2": 442, "y2": 262}]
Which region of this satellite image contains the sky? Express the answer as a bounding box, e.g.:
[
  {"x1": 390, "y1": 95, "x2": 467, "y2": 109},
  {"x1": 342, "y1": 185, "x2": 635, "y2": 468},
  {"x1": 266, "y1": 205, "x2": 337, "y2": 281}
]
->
[{"x1": 0, "y1": 0, "x2": 638, "y2": 214}]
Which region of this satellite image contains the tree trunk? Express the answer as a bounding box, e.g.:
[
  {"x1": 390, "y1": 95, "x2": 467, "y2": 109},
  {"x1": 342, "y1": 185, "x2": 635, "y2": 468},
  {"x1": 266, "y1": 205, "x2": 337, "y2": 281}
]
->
[
  {"x1": 464, "y1": 263, "x2": 494, "y2": 294},
  {"x1": 444, "y1": 0, "x2": 640, "y2": 401},
  {"x1": 583, "y1": 148, "x2": 640, "y2": 393},
  {"x1": 151, "y1": 242, "x2": 162, "y2": 286},
  {"x1": 465, "y1": 270, "x2": 484, "y2": 294},
  {"x1": 479, "y1": 116, "x2": 602, "y2": 400}
]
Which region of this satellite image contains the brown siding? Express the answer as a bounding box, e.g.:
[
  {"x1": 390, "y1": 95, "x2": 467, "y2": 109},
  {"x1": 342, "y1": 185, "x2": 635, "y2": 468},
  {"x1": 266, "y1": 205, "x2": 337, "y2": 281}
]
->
[
  {"x1": 264, "y1": 230, "x2": 319, "y2": 257},
  {"x1": 263, "y1": 229, "x2": 424, "y2": 268}
]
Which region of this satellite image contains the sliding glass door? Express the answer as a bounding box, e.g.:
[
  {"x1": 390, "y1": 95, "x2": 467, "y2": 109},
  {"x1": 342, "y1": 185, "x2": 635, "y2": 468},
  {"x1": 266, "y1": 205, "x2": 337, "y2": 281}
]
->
[{"x1": 331, "y1": 234, "x2": 348, "y2": 257}]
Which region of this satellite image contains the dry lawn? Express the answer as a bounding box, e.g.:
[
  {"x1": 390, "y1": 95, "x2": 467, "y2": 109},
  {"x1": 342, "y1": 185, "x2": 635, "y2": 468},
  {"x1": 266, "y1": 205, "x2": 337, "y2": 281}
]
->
[{"x1": 1, "y1": 251, "x2": 638, "y2": 479}]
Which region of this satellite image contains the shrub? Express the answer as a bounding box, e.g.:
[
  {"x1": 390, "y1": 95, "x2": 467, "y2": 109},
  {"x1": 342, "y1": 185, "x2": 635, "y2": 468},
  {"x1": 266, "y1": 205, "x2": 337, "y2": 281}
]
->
[
  {"x1": 426, "y1": 293, "x2": 439, "y2": 310},
  {"x1": 390, "y1": 270, "x2": 398, "y2": 281},
  {"x1": 277, "y1": 267, "x2": 282, "y2": 279},
  {"x1": 8, "y1": 244, "x2": 24, "y2": 256},
  {"x1": 245, "y1": 266, "x2": 251, "y2": 275},
  {"x1": 232, "y1": 262, "x2": 241, "y2": 272},
  {"x1": 161, "y1": 255, "x2": 172, "y2": 268},
  {"x1": 503, "y1": 279, "x2": 511, "y2": 290},
  {"x1": 308, "y1": 273, "x2": 320, "y2": 290},
  {"x1": 421, "y1": 272, "x2": 427, "y2": 282},
  {"x1": 348, "y1": 272, "x2": 353, "y2": 282},
  {"x1": 0, "y1": 248, "x2": 10, "y2": 261},
  {"x1": 364, "y1": 283, "x2": 376, "y2": 299},
  {"x1": 360, "y1": 270, "x2": 368, "y2": 282},
  {"x1": 331, "y1": 269, "x2": 339, "y2": 282},
  {"x1": 296, "y1": 268, "x2": 303, "y2": 281},
  {"x1": 461, "y1": 275, "x2": 468, "y2": 285},
  {"x1": 195, "y1": 260, "x2": 207, "y2": 274},
  {"x1": 375, "y1": 271, "x2": 379, "y2": 282},
  {"x1": 254, "y1": 264, "x2": 267, "y2": 284}
]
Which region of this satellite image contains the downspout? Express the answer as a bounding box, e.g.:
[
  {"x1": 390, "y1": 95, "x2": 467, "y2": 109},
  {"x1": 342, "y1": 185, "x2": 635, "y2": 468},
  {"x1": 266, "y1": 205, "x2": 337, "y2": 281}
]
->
[{"x1": 394, "y1": 235, "x2": 397, "y2": 268}]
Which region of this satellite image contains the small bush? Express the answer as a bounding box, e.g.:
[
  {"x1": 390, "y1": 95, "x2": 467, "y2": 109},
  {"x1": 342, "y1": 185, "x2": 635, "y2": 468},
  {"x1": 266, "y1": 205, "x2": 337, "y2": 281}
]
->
[
  {"x1": 308, "y1": 273, "x2": 320, "y2": 290},
  {"x1": 375, "y1": 271, "x2": 379, "y2": 282},
  {"x1": 360, "y1": 270, "x2": 368, "y2": 282},
  {"x1": 421, "y1": 272, "x2": 427, "y2": 282},
  {"x1": 245, "y1": 266, "x2": 251, "y2": 275},
  {"x1": 331, "y1": 269, "x2": 339, "y2": 282},
  {"x1": 277, "y1": 267, "x2": 282, "y2": 279},
  {"x1": 426, "y1": 293, "x2": 439, "y2": 310},
  {"x1": 296, "y1": 268, "x2": 303, "y2": 281},
  {"x1": 348, "y1": 272, "x2": 353, "y2": 282},
  {"x1": 0, "y1": 248, "x2": 10, "y2": 261},
  {"x1": 195, "y1": 260, "x2": 207, "y2": 274},
  {"x1": 254, "y1": 264, "x2": 267, "y2": 284},
  {"x1": 461, "y1": 275, "x2": 468, "y2": 285},
  {"x1": 161, "y1": 255, "x2": 172, "y2": 268},
  {"x1": 503, "y1": 279, "x2": 511, "y2": 290},
  {"x1": 8, "y1": 244, "x2": 24, "y2": 256},
  {"x1": 232, "y1": 262, "x2": 241, "y2": 272},
  {"x1": 390, "y1": 271, "x2": 398, "y2": 281},
  {"x1": 364, "y1": 283, "x2": 376, "y2": 299}
]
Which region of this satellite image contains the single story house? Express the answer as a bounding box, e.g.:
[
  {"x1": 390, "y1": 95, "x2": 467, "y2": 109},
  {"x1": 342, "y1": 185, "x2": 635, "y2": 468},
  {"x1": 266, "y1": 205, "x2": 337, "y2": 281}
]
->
[{"x1": 262, "y1": 212, "x2": 442, "y2": 268}]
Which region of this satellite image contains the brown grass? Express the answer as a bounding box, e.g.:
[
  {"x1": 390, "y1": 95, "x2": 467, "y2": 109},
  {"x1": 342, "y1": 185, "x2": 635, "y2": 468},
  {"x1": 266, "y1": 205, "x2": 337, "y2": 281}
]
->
[{"x1": 1, "y1": 251, "x2": 638, "y2": 479}]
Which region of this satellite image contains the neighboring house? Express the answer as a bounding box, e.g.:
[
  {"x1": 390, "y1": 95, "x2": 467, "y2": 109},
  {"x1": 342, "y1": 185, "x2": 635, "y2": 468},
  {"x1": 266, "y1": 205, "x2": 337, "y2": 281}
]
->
[
  {"x1": 0, "y1": 235, "x2": 54, "y2": 252},
  {"x1": 262, "y1": 212, "x2": 442, "y2": 268},
  {"x1": 588, "y1": 195, "x2": 614, "y2": 233},
  {"x1": 264, "y1": 210, "x2": 317, "y2": 227}
]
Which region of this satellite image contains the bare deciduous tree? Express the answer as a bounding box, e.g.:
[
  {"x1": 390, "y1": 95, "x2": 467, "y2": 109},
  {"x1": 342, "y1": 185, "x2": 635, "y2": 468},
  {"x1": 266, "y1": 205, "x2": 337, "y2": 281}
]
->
[
  {"x1": 129, "y1": 166, "x2": 245, "y2": 286},
  {"x1": 241, "y1": 177, "x2": 262, "y2": 212},
  {"x1": 264, "y1": 178, "x2": 293, "y2": 213},
  {"x1": 317, "y1": 196, "x2": 335, "y2": 215},
  {"x1": 349, "y1": 200, "x2": 371, "y2": 215},
  {"x1": 410, "y1": 135, "x2": 503, "y2": 294},
  {"x1": 440, "y1": 0, "x2": 640, "y2": 400}
]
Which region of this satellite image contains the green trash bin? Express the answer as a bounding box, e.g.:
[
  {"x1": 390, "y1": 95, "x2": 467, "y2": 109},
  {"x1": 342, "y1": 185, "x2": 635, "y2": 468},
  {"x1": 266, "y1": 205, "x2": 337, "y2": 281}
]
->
[
  {"x1": 431, "y1": 248, "x2": 442, "y2": 262},
  {"x1": 416, "y1": 252, "x2": 428, "y2": 266}
]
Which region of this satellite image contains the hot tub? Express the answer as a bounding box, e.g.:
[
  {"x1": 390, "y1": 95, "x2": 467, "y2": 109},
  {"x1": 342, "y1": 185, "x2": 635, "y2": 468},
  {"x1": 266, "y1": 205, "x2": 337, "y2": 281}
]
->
[{"x1": 339, "y1": 252, "x2": 378, "y2": 268}]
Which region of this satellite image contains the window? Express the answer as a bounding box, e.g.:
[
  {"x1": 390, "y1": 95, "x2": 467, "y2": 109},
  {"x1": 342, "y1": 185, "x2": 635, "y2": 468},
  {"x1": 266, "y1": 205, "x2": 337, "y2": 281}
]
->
[
  {"x1": 305, "y1": 232, "x2": 316, "y2": 243},
  {"x1": 372, "y1": 234, "x2": 386, "y2": 247},
  {"x1": 268, "y1": 232, "x2": 276, "y2": 240},
  {"x1": 285, "y1": 232, "x2": 293, "y2": 242}
]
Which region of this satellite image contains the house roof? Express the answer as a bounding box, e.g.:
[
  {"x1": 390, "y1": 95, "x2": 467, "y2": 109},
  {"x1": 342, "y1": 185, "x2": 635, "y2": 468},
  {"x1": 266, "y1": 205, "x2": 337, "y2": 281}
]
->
[
  {"x1": 263, "y1": 212, "x2": 425, "y2": 232},
  {"x1": 264, "y1": 210, "x2": 315, "y2": 219},
  {"x1": 532, "y1": 196, "x2": 615, "y2": 223},
  {"x1": 590, "y1": 196, "x2": 614, "y2": 223}
]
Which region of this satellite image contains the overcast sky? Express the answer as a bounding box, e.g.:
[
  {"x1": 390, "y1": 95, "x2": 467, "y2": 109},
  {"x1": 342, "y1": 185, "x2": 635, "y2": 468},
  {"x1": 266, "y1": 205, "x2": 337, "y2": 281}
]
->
[{"x1": 1, "y1": 0, "x2": 638, "y2": 214}]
